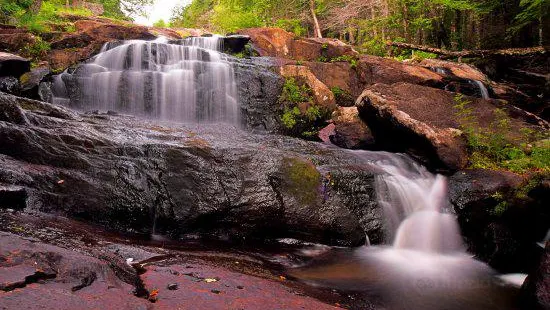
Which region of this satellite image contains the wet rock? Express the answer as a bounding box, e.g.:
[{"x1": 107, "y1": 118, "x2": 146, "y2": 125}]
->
[
  {"x1": 0, "y1": 52, "x2": 31, "y2": 78},
  {"x1": 167, "y1": 283, "x2": 178, "y2": 290},
  {"x1": 449, "y1": 169, "x2": 549, "y2": 272},
  {"x1": 420, "y1": 59, "x2": 489, "y2": 82},
  {"x1": 522, "y1": 243, "x2": 550, "y2": 309},
  {"x1": 0, "y1": 232, "x2": 149, "y2": 309},
  {"x1": 0, "y1": 92, "x2": 384, "y2": 246},
  {"x1": 233, "y1": 58, "x2": 285, "y2": 131},
  {"x1": 237, "y1": 28, "x2": 358, "y2": 61},
  {"x1": 330, "y1": 107, "x2": 375, "y2": 149},
  {"x1": 0, "y1": 185, "x2": 27, "y2": 210},
  {"x1": 0, "y1": 76, "x2": 21, "y2": 95}
]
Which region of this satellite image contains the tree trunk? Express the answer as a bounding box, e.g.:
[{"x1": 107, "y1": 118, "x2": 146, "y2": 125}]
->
[
  {"x1": 310, "y1": 0, "x2": 322, "y2": 38},
  {"x1": 387, "y1": 42, "x2": 547, "y2": 59},
  {"x1": 29, "y1": 0, "x2": 42, "y2": 14}
]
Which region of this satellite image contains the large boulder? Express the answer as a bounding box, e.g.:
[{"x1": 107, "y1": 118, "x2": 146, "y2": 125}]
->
[
  {"x1": 0, "y1": 52, "x2": 30, "y2": 78},
  {"x1": 449, "y1": 169, "x2": 550, "y2": 272},
  {"x1": 279, "y1": 65, "x2": 336, "y2": 109},
  {"x1": 356, "y1": 82, "x2": 468, "y2": 171},
  {"x1": 330, "y1": 107, "x2": 375, "y2": 149},
  {"x1": 0, "y1": 92, "x2": 388, "y2": 247},
  {"x1": 237, "y1": 28, "x2": 358, "y2": 61},
  {"x1": 356, "y1": 82, "x2": 546, "y2": 172}
]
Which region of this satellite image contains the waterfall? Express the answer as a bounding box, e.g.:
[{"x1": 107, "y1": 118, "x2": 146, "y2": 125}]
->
[
  {"x1": 50, "y1": 36, "x2": 239, "y2": 124},
  {"x1": 472, "y1": 80, "x2": 490, "y2": 99},
  {"x1": 374, "y1": 154, "x2": 464, "y2": 253}
]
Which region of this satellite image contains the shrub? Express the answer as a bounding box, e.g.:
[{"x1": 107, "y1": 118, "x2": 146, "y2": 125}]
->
[{"x1": 275, "y1": 19, "x2": 307, "y2": 37}]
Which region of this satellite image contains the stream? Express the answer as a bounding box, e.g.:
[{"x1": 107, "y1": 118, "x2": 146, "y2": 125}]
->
[{"x1": 43, "y1": 36, "x2": 524, "y2": 309}]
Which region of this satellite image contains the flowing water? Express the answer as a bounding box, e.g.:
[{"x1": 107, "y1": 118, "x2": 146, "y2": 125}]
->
[
  {"x1": 46, "y1": 37, "x2": 519, "y2": 309},
  {"x1": 472, "y1": 79, "x2": 490, "y2": 99},
  {"x1": 290, "y1": 150, "x2": 519, "y2": 309},
  {"x1": 50, "y1": 36, "x2": 239, "y2": 124}
]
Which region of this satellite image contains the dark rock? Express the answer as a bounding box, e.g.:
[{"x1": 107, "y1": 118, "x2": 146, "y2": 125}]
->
[
  {"x1": 167, "y1": 283, "x2": 179, "y2": 290},
  {"x1": 521, "y1": 243, "x2": 550, "y2": 309},
  {"x1": 0, "y1": 92, "x2": 386, "y2": 247},
  {"x1": 223, "y1": 35, "x2": 250, "y2": 54},
  {"x1": 449, "y1": 169, "x2": 549, "y2": 272},
  {"x1": 20, "y1": 66, "x2": 51, "y2": 100},
  {"x1": 0, "y1": 185, "x2": 27, "y2": 210},
  {"x1": 330, "y1": 107, "x2": 375, "y2": 149},
  {"x1": 0, "y1": 52, "x2": 30, "y2": 78},
  {"x1": 0, "y1": 76, "x2": 21, "y2": 95},
  {"x1": 233, "y1": 58, "x2": 285, "y2": 131}
]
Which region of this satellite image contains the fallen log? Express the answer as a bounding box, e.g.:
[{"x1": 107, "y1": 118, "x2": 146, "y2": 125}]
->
[{"x1": 387, "y1": 42, "x2": 547, "y2": 59}]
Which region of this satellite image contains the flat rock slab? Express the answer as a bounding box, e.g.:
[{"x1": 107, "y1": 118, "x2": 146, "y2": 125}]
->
[{"x1": 142, "y1": 264, "x2": 340, "y2": 310}]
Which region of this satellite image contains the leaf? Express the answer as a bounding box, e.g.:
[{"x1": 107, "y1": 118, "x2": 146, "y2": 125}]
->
[{"x1": 204, "y1": 278, "x2": 218, "y2": 283}]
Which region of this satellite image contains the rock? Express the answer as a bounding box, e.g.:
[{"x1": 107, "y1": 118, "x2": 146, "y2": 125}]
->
[
  {"x1": 20, "y1": 66, "x2": 51, "y2": 100},
  {"x1": 233, "y1": 58, "x2": 285, "y2": 131},
  {"x1": 420, "y1": 58, "x2": 489, "y2": 82},
  {"x1": 302, "y1": 61, "x2": 365, "y2": 98},
  {"x1": 0, "y1": 92, "x2": 387, "y2": 247},
  {"x1": 449, "y1": 169, "x2": 549, "y2": 272},
  {"x1": 330, "y1": 107, "x2": 375, "y2": 149},
  {"x1": 0, "y1": 32, "x2": 36, "y2": 55},
  {"x1": 167, "y1": 283, "x2": 179, "y2": 290},
  {"x1": 223, "y1": 35, "x2": 250, "y2": 54},
  {"x1": 0, "y1": 232, "x2": 148, "y2": 309},
  {"x1": 522, "y1": 243, "x2": 550, "y2": 309},
  {"x1": 81, "y1": 2, "x2": 105, "y2": 16},
  {"x1": 356, "y1": 82, "x2": 546, "y2": 172},
  {"x1": 357, "y1": 55, "x2": 444, "y2": 88},
  {"x1": 279, "y1": 65, "x2": 336, "y2": 109},
  {"x1": 356, "y1": 82, "x2": 468, "y2": 171},
  {"x1": 0, "y1": 52, "x2": 31, "y2": 78},
  {"x1": 237, "y1": 28, "x2": 358, "y2": 61},
  {"x1": 0, "y1": 185, "x2": 27, "y2": 210},
  {"x1": 0, "y1": 76, "x2": 21, "y2": 95}
]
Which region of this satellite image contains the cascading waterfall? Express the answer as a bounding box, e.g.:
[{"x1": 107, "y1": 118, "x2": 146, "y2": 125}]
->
[
  {"x1": 471, "y1": 79, "x2": 490, "y2": 99},
  {"x1": 50, "y1": 36, "x2": 239, "y2": 124},
  {"x1": 374, "y1": 153, "x2": 464, "y2": 253}
]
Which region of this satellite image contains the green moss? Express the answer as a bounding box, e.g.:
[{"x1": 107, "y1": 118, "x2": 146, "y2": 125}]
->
[{"x1": 281, "y1": 157, "x2": 321, "y2": 205}]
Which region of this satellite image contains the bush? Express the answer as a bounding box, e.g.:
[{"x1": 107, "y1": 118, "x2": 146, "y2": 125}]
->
[{"x1": 275, "y1": 19, "x2": 307, "y2": 37}]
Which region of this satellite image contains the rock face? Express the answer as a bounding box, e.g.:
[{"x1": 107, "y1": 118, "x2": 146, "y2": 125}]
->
[
  {"x1": 237, "y1": 28, "x2": 358, "y2": 61},
  {"x1": 0, "y1": 52, "x2": 30, "y2": 78},
  {"x1": 449, "y1": 169, "x2": 550, "y2": 272},
  {"x1": 330, "y1": 107, "x2": 375, "y2": 149},
  {"x1": 356, "y1": 82, "x2": 468, "y2": 171},
  {"x1": 279, "y1": 65, "x2": 336, "y2": 109},
  {"x1": 522, "y1": 243, "x2": 550, "y2": 309},
  {"x1": 355, "y1": 82, "x2": 546, "y2": 172},
  {"x1": 0, "y1": 92, "x2": 388, "y2": 247}
]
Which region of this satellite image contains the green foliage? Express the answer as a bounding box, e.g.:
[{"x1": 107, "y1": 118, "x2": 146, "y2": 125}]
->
[
  {"x1": 23, "y1": 36, "x2": 51, "y2": 58},
  {"x1": 508, "y1": 0, "x2": 549, "y2": 41},
  {"x1": 281, "y1": 106, "x2": 300, "y2": 129},
  {"x1": 153, "y1": 19, "x2": 166, "y2": 28},
  {"x1": 454, "y1": 94, "x2": 550, "y2": 173},
  {"x1": 330, "y1": 55, "x2": 358, "y2": 69},
  {"x1": 281, "y1": 78, "x2": 311, "y2": 104},
  {"x1": 275, "y1": 18, "x2": 307, "y2": 37}
]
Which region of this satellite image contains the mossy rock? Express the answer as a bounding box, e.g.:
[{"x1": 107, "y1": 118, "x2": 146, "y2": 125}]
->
[{"x1": 280, "y1": 157, "x2": 321, "y2": 205}]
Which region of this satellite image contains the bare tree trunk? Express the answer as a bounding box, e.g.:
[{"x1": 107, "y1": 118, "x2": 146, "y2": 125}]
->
[
  {"x1": 310, "y1": 0, "x2": 322, "y2": 38},
  {"x1": 539, "y1": 15, "x2": 543, "y2": 47}
]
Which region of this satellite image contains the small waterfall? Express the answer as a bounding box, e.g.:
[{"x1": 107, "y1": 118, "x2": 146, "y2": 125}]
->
[
  {"x1": 374, "y1": 153, "x2": 464, "y2": 253},
  {"x1": 471, "y1": 80, "x2": 490, "y2": 99},
  {"x1": 51, "y1": 36, "x2": 239, "y2": 124}
]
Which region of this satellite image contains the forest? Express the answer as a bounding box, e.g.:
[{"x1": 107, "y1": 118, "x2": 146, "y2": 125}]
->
[{"x1": 169, "y1": 0, "x2": 550, "y2": 55}]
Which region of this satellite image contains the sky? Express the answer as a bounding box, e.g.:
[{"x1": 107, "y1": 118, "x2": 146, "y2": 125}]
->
[{"x1": 133, "y1": 0, "x2": 191, "y2": 26}]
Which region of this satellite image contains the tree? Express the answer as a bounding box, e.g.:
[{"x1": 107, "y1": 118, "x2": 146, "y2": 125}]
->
[{"x1": 509, "y1": 0, "x2": 549, "y2": 46}]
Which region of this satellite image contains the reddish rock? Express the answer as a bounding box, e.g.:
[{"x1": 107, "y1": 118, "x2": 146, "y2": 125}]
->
[
  {"x1": 0, "y1": 32, "x2": 37, "y2": 54},
  {"x1": 279, "y1": 65, "x2": 336, "y2": 110},
  {"x1": 303, "y1": 61, "x2": 364, "y2": 97},
  {"x1": 237, "y1": 27, "x2": 358, "y2": 61},
  {"x1": 330, "y1": 107, "x2": 375, "y2": 149},
  {"x1": 358, "y1": 55, "x2": 444, "y2": 87},
  {"x1": 141, "y1": 264, "x2": 341, "y2": 310},
  {"x1": 420, "y1": 58, "x2": 489, "y2": 82}
]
